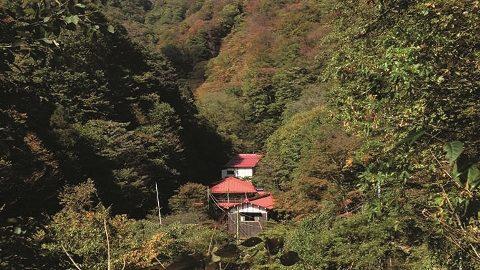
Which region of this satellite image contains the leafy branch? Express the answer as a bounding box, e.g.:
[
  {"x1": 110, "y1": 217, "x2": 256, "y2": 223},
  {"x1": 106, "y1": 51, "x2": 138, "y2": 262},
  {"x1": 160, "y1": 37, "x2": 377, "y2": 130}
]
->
[{"x1": 427, "y1": 141, "x2": 480, "y2": 261}]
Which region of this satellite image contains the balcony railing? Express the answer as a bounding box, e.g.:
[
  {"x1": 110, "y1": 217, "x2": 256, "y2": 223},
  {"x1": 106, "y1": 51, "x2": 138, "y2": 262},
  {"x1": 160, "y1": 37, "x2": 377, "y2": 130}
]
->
[{"x1": 215, "y1": 198, "x2": 245, "y2": 203}]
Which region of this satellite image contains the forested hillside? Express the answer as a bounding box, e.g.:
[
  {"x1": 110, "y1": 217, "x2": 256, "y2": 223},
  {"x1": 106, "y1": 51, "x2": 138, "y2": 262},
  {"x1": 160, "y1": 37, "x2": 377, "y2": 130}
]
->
[
  {"x1": 1, "y1": 0, "x2": 479, "y2": 269},
  {"x1": 1, "y1": 1, "x2": 229, "y2": 268}
]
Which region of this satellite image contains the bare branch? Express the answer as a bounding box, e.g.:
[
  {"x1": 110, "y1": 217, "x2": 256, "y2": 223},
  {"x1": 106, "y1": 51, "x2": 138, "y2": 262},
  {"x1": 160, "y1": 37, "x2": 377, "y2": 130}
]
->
[
  {"x1": 440, "y1": 185, "x2": 465, "y2": 231},
  {"x1": 470, "y1": 244, "x2": 480, "y2": 261},
  {"x1": 207, "y1": 224, "x2": 218, "y2": 255},
  {"x1": 61, "y1": 244, "x2": 82, "y2": 270},
  {"x1": 120, "y1": 257, "x2": 126, "y2": 270},
  {"x1": 154, "y1": 257, "x2": 166, "y2": 269},
  {"x1": 103, "y1": 216, "x2": 111, "y2": 270}
]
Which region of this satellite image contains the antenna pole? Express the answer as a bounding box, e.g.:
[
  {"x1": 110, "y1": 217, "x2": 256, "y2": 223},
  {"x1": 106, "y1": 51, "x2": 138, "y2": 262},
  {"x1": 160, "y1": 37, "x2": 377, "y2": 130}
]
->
[{"x1": 155, "y1": 182, "x2": 162, "y2": 225}]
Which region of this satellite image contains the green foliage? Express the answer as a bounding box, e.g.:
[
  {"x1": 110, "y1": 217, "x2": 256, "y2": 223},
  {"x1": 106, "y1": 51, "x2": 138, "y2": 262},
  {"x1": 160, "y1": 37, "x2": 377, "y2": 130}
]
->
[
  {"x1": 146, "y1": 1, "x2": 188, "y2": 25},
  {"x1": 73, "y1": 117, "x2": 183, "y2": 211},
  {"x1": 197, "y1": 0, "x2": 480, "y2": 268},
  {"x1": 1, "y1": 0, "x2": 228, "y2": 218},
  {"x1": 3, "y1": 0, "x2": 480, "y2": 268},
  {"x1": 286, "y1": 209, "x2": 443, "y2": 269},
  {"x1": 468, "y1": 166, "x2": 480, "y2": 190},
  {"x1": 219, "y1": 3, "x2": 242, "y2": 29},
  {"x1": 105, "y1": 0, "x2": 244, "y2": 74},
  {"x1": 43, "y1": 180, "x2": 229, "y2": 269},
  {"x1": 198, "y1": 66, "x2": 312, "y2": 151},
  {"x1": 168, "y1": 182, "x2": 208, "y2": 213},
  {"x1": 430, "y1": 142, "x2": 480, "y2": 263},
  {"x1": 257, "y1": 106, "x2": 359, "y2": 189},
  {"x1": 198, "y1": 91, "x2": 253, "y2": 151},
  {"x1": 319, "y1": 0, "x2": 480, "y2": 267},
  {"x1": 444, "y1": 141, "x2": 464, "y2": 164},
  {"x1": 0, "y1": 0, "x2": 114, "y2": 71}
]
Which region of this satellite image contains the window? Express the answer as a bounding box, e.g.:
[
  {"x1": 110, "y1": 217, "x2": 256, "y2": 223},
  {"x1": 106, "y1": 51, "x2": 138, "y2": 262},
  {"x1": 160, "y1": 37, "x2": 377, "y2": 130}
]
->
[
  {"x1": 241, "y1": 212, "x2": 262, "y2": 222},
  {"x1": 226, "y1": 169, "x2": 235, "y2": 175},
  {"x1": 243, "y1": 215, "x2": 255, "y2": 221}
]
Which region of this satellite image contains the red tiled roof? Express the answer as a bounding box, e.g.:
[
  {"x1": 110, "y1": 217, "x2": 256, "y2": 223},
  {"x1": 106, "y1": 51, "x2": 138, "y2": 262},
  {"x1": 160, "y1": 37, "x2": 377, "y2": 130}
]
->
[
  {"x1": 250, "y1": 194, "x2": 274, "y2": 209},
  {"x1": 210, "y1": 177, "x2": 257, "y2": 194},
  {"x1": 224, "y1": 154, "x2": 262, "y2": 168}
]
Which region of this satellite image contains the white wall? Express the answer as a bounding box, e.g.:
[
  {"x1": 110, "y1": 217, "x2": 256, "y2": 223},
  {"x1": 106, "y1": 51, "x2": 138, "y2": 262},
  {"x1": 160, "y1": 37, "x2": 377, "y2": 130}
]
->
[
  {"x1": 221, "y1": 168, "x2": 254, "y2": 179},
  {"x1": 230, "y1": 203, "x2": 267, "y2": 214}
]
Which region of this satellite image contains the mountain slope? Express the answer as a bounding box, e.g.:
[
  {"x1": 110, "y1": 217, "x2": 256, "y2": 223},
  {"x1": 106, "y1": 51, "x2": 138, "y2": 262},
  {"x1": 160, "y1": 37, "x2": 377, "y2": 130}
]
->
[
  {"x1": 0, "y1": 1, "x2": 229, "y2": 219},
  {"x1": 105, "y1": 0, "x2": 480, "y2": 267},
  {"x1": 195, "y1": 0, "x2": 480, "y2": 268},
  {"x1": 1, "y1": 0, "x2": 479, "y2": 269}
]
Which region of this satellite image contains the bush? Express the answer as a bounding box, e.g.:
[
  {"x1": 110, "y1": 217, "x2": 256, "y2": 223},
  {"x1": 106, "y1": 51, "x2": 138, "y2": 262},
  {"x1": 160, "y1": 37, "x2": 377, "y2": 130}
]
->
[{"x1": 168, "y1": 182, "x2": 208, "y2": 213}]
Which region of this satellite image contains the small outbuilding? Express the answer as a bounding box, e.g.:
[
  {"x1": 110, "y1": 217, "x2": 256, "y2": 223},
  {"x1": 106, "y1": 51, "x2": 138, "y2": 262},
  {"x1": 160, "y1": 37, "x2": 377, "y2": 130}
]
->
[{"x1": 226, "y1": 194, "x2": 274, "y2": 238}]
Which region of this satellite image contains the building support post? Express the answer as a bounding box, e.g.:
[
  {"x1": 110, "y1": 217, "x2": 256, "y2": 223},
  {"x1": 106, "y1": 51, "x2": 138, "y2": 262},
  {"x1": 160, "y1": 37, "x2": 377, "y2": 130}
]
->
[{"x1": 236, "y1": 208, "x2": 240, "y2": 243}]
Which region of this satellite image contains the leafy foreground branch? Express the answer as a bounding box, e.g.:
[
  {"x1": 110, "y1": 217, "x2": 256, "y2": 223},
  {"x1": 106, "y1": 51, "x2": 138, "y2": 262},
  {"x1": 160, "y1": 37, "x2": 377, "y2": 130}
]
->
[
  {"x1": 40, "y1": 180, "x2": 229, "y2": 270},
  {"x1": 34, "y1": 181, "x2": 301, "y2": 269},
  {"x1": 425, "y1": 141, "x2": 480, "y2": 263}
]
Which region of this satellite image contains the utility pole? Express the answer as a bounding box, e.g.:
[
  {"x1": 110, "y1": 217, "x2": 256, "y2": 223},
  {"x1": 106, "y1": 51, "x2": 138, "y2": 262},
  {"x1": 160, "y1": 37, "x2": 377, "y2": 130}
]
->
[{"x1": 155, "y1": 182, "x2": 162, "y2": 225}]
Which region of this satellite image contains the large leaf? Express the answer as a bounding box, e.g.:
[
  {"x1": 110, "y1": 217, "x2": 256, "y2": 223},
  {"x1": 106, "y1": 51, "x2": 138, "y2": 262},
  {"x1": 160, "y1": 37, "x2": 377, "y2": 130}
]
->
[
  {"x1": 13, "y1": 227, "x2": 22, "y2": 235},
  {"x1": 107, "y1": 25, "x2": 115, "y2": 34},
  {"x1": 452, "y1": 163, "x2": 463, "y2": 184},
  {"x1": 214, "y1": 244, "x2": 240, "y2": 258},
  {"x1": 241, "y1": 237, "x2": 263, "y2": 247},
  {"x1": 64, "y1": 15, "x2": 80, "y2": 25},
  {"x1": 467, "y1": 165, "x2": 480, "y2": 190},
  {"x1": 444, "y1": 141, "x2": 464, "y2": 164},
  {"x1": 434, "y1": 195, "x2": 444, "y2": 206},
  {"x1": 265, "y1": 237, "x2": 284, "y2": 256},
  {"x1": 280, "y1": 251, "x2": 300, "y2": 266},
  {"x1": 165, "y1": 254, "x2": 203, "y2": 270},
  {"x1": 211, "y1": 253, "x2": 221, "y2": 263}
]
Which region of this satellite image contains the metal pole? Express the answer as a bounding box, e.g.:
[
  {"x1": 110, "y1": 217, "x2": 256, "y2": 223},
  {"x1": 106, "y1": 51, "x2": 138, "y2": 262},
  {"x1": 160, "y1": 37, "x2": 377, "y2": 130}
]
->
[
  {"x1": 207, "y1": 188, "x2": 210, "y2": 210},
  {"x1": 155, "y1": 182, "x2": 162, "y2": 225}
]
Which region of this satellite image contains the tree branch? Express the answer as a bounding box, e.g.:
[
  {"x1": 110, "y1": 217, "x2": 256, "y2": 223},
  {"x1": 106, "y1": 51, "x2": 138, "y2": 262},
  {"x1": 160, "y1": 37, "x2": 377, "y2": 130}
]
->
[
  {"x1": 103, "y1": 216, "x2": 111, "y2": 270},
  {"x1": 120, "y1": 257, "x2": 126, "y2": 270},
  {"x1": 61, "y1": 244, "x2": 82, "y2": 270}
]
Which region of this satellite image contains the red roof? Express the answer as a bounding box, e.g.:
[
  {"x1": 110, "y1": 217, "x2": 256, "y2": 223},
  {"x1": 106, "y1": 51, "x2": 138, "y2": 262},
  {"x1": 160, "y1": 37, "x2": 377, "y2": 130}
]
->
[
  {"x1": 217, "y1": 202, "x2": 240, "y2": 209},
  {"x1": 217, "y1": 194, "x2": 275, "y2": 210},
  {"x1": 225, "y1": 154, "x2": 262, "y2": 168},
  {"x1": 214, "y1": 193, "x2": 275, "y2": 210},
  {"x1": 249, "y1": 194, "x2": 274, "y2": 209},
  {"x1": 210, "y1": 177, "x2": 257, "y2": 194}
]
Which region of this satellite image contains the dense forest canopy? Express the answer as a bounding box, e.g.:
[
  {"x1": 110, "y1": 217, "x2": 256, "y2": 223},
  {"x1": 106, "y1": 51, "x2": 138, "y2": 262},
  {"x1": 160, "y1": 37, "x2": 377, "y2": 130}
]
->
[
  {"x1": 0, "y1": 0, "x2": 229, "y2": 218},
  {"x1": 1, "y1": 0, "x2": 479, "y2": 269}
]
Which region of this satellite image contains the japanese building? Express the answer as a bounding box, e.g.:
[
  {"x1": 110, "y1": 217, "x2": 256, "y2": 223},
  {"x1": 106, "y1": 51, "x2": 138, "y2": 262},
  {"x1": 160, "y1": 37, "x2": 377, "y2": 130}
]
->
[{"x1": 210, "y1": 154, "x2": 274, "y2": 238}]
